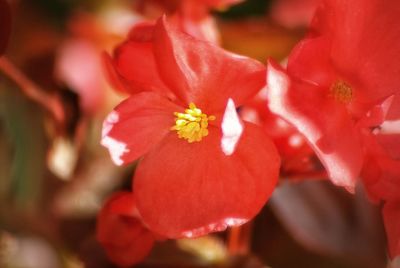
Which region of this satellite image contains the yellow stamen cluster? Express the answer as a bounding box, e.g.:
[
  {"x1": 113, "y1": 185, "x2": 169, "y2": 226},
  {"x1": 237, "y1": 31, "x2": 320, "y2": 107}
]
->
[
  {"x1": 329, "y1": 80, "x2": 353, "y2": 104},
  {"x1": 171, "y1": 103, "x2": 215, "y2": 143}
]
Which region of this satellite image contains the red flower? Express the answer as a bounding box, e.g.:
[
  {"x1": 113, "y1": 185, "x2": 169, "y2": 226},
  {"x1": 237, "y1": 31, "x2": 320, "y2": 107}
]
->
[
  {"x1": 96, "y1": 192, "x2": 155, "y2": 267},
  {"x1": 266, "y1": 0, "x2": 400, "y2": 189},
  {"x1": 102, "y1": 16, "x2": 280, "y2": 238}
]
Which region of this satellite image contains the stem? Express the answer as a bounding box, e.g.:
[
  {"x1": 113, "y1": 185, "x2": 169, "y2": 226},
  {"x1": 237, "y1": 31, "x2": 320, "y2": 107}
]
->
[
  {"x1": 227, "y1": 222, "x2": 253, "y2": 256},
  {"x1": 0, "y1": 56, "x2": 65, "y2": 125}
]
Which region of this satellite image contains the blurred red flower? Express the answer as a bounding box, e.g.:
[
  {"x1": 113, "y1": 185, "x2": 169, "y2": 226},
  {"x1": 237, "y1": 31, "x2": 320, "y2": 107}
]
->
[
  {"x1": 96, "y1": 192, "x2": 155, "y2": 267},
  {"x1": 102, "y1": 16, "x2": 280, "y2": 238},
  {"x1": 266, "y1": 0, "x2": 400, "y2": 189}
]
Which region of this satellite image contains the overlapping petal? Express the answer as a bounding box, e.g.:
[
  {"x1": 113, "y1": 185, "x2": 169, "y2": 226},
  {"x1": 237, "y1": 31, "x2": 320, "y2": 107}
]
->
[
  {"x1": 134, "y1": 122, "x2": 280, "y2": 238},
  {"x1": 266, "y1": 60, "x2": 363, "y2": 188},
  {"x1": 101, "y1": 92, "x2": 181, "y2": 165},
  {"x1": 153, "y1": 16, "x2": 266, "y2": 113}
]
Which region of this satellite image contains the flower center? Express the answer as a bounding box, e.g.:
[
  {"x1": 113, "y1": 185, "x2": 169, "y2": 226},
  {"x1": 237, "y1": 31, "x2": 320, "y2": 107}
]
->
[
  {"x1": 329, "y1": 80, "x2": 353, "y2": 104},
  {"x1": 171, "y1": 103, "x2": 215, "y2": 143}
]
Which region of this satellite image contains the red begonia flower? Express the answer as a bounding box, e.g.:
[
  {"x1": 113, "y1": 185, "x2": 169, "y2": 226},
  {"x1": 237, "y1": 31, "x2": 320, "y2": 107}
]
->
[
  {"x1": 0, "y1": 0, "x2": 11, "y2": 55},
  {"x1": 96, "y1": 192, "x2": 155, "y2": 267},
  {"x1": 102, "y1": 16, "x2": 280, "y2": 238},
  {"x1": 383, "y1": 201, "x2": 400, "y2": 259},
  {"x1": 266, "y1": 0, "x2": 400, "y2": 189}
]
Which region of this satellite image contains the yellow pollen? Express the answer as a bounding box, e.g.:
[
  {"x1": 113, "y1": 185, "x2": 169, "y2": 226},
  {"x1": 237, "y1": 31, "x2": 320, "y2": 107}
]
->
[
  {"x1": 171, "y1": 103, "x2": 215, "y2": 143},
  {"x1": 329, "y1": 80, "x2": 353, "y2": 104}
]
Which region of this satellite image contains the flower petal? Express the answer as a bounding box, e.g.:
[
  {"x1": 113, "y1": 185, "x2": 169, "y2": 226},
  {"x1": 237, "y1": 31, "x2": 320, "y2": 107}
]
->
[
  {"x1": 113, "y1": 40, "x2": 174, "y2": 98},
  {"x1": 153, "y1": 16, "x2": 266, "y2": 113},
  {"x1": 102, "y1": 52, "x2": 134, "y2": 94},
  {"x1": 266, "y1": 60, "x2": 363, "y2": 188},
  {"x1": 362, "y1": 133, "x2": 400, "y2": 202},
  {"x1": 134, "y1": 122, "x2": 280, "y2": 238},
  {"x1": 287, "y1": 36, "x2": 335, "y2": 87},
  {"x1": 101, "y1": 92, "x2": 180, "y2": 165}
]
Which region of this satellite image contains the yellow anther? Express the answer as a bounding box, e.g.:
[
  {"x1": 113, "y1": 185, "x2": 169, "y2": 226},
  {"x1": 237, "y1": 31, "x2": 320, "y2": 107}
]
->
[
  {"x1": 329, "y1": 80, "x2": 353, "y2": 104},
  {"x1": 171, "y1": 103, "x2": 215, "y2": 143}
]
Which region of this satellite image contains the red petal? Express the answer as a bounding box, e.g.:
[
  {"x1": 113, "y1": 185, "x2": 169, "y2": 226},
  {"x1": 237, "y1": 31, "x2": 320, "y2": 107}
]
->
[
  {"x1": 153, "y1": 16, "x2": 266, "y2": 113},
  {"x1": 102, "y1": 52, "x2": 134, "y2": 94},
  {"x1": 134, "y1": 122, "x2": 280, "y2": 238},
  {"x1": 383, "y1": 202, "x2": 400, "y2": 259},
  {"x1": 376, "y1": 134, "x2": 400, "y2": 160},
  {"x1": 101, "y1": 92, "x2": 181, "y2": 165},
  {"x1": 314, "y1": 0, "x2": 400, "y2": 104},
  {"x1": 266, "y1": 60, "x2": 363, "y2": 188},
  {"x1": 362, "y1": 133, "x2": 400, "y2": 202},
  {"x1": 96, "y1": 192, "x2": 155, "y2": 266},
  {"x1": 287, "y1": 36, "x2": 335, "y2": 87},
  {"x1": 114, "y1": 40, "x2": 174, "y2": 98},
  {"x1": 0, "y1": 0, "x2": 11, "y2": 55}
]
